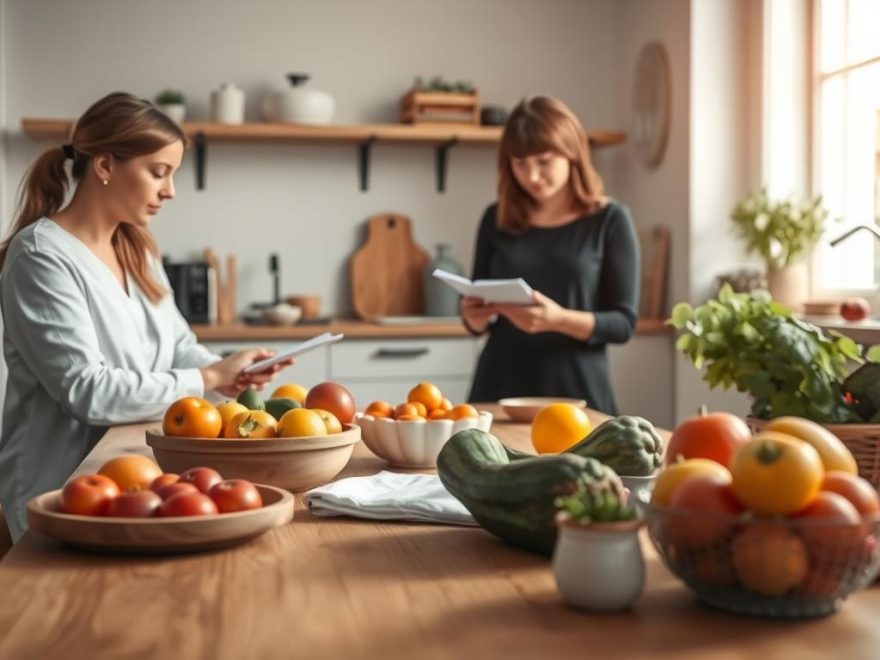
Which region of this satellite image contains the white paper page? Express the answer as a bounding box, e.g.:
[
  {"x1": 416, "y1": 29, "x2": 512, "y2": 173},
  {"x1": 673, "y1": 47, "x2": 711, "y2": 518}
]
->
[
  {"x1": 432, "y1": 269, "x2": 534, "y2": 305},
  {"x1": 243, "y1": 332, "x2": 344, "y2": 374}
]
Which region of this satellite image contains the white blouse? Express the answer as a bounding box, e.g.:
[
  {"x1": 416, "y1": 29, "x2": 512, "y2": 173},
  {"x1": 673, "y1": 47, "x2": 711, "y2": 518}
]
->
[{"x1": 0, "y1": 218, "x2": 219, "y2": 541}]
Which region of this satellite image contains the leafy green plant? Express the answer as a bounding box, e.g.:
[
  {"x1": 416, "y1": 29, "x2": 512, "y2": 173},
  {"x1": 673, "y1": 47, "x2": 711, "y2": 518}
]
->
[
  {"x1": 669, "y1": 285, "x2": 880, "y2": 423},
  {"x1": 154, "y1": 89, "x2": 185, "y2": 105},
  {"x1": 412, "y1": 76, "x2": 475, "y2": 94},
  {"x1": 554, "y1": 481, "x2": 636, "y2": 524},
  {"x1": 730, "y1": 188, "x2": 830, "y2": 269}
]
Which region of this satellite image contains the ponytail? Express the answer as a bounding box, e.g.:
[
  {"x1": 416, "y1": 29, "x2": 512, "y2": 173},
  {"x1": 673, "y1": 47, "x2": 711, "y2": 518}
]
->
[{"x1": 0, "y1": 147, "x2": 70, "y2": 269}]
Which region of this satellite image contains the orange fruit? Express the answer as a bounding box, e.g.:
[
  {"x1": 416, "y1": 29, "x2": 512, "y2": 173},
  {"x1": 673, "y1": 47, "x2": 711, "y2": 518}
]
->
[
  {"x1": 224, "y1": 410, "x2": 278, "y2": 439},
  {"x1": 407, "y1": 382, "x2": 443, "y2": 412},
  {"x1": 277, "y1": 408, "x2": 327, "y2": 438},
  {"x1": 394, "y1": 402, "x2": 421, "y2": 419},
  {"x1": 98, "y1": 454, "x2": 162, "y2": 492},
  {"x1": 731, "y1": 524, "x2": 809, "y2": 596},
  {"x1": 312, "y1": 408, "x2": 343, "y2": 434},
  {"x1": 216, "y1": 401, "x2": 249, "y2": 427},
  {"x1": 271, "y1": 383, "x2": 309, "y2": 405},
  {"x1": 396, "y1": 414, "x2": 426, "y2": 421},
  {"x1": 428, "y1": 409, "x2": 448, "y2": 420},
  {"x1": 364, "y1": 400, "x2": 393, "y2": 418},
  {"x1": 447, "y1": 404, "x2": 479, "y2": 420},
  {"x1": 439, "y1": 398, "x2": 453, "y2": 412},
  {"x1": 530, "y1": 403, "x2": 591, "y2": 454}
]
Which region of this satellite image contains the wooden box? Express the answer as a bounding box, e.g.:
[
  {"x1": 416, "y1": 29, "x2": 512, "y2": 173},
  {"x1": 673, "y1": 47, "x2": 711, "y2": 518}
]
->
[{"x1": 401, "y1": 89, "x2": 479, "y2": 125}]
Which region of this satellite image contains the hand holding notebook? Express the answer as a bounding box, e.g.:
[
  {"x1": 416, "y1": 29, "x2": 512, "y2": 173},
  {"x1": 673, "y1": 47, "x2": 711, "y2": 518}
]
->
[{"x1": 432, "y1": 268, "x2": 535, "y2": 305}]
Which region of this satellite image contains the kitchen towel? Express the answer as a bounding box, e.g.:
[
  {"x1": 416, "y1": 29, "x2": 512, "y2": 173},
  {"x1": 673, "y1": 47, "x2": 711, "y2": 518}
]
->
[{"x1": 305, "y1": 470, "x2": 476, "y2": 526}]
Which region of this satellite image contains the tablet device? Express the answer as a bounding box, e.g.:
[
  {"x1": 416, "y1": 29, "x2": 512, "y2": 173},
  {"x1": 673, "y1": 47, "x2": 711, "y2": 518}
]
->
[{"x1": 243, "y1": 332, "x2": 344, "y2": 374}]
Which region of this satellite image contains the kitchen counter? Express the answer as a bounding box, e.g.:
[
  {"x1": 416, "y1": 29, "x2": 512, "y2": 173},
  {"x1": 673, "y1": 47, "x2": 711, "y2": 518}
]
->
[
  {"x1": 192, "y1": 318, "x2": 672, "y2": 341},
  {"x1": 1, "y1": 406, "x2": 877, "y2": 659}
]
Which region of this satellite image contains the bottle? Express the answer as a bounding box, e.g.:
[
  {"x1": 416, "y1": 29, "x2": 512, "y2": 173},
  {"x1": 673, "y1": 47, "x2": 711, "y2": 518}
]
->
[{"x1": 423, "y1": 244, "x2": 463, "y2": 317}]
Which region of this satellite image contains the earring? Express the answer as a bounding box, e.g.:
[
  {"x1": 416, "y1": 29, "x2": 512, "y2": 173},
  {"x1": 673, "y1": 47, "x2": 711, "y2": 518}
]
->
[{"x1": 102, "y1": 179, "x2": 109, "y2": 186}]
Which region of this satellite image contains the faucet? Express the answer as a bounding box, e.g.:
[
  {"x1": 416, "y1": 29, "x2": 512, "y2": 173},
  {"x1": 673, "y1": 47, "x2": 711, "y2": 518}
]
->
[{"x1": 829, "y1": 224, "x2": 880, "y2": 246}]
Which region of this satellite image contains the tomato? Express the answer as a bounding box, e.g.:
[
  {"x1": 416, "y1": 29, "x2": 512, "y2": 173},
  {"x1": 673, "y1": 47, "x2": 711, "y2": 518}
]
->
[
  {"x1": 209, "y1": 479, "x2": 263, "y2": 513},
  {"x1": 305, "y1": 382, "x2": 356, "y2": 423},
  {"x1": 163, "y1": 397, "x2": 222, "y2": 438},
  {"x1": 97, "y1": 454, "x2": 162, "y2": 492},
  {"x1": 531, "y1": 403, "x2": 591, "y2": 454},
  {"x1": 104, "y1": 489, "x2": 163, "y2": 518},
  {"x1": 729, "y1": 432, "x2": 823, "y2": 516},
  {"x1": 157, "y1": 492, "x2": 219, "y2": 517},
  {"x1": 793, "y1": 491, "x2": 864, "y2": 567},
  {"x1": 731, "y1": 524, "x2": 809, "y2": 596},
  {"x1": 664, "y1": 475, "x2": 744, "y2": 548},
  {"x1": 764, "y1": 416, "x2": 857, "y2": 474},
  {"x1": 312, "y1": 409, "x2": 342, "y2": 434},
  {"x1": 215, "y1": 401, "x2": 249, "y2": 428},
  {"x1": 821, "y1": 471, "x2": 880, "y2": 515},
  {"x1": 149, "y1": 473, "x2": 179, "y2": 492},
  {"x1": 155, "y1": 482, "x2": 200, "y2": 501},
  {"x1": 223, "y1": 410, "x2": 278, "y2": 439},
  {"x1": 407, "y1": 382, "x2": 444, "y2": 413},
  {"x1": 664, "y1": 408, "x2": 751, "y2": 467},
  {"x1": 60, "y1": 474, "x2": 120, "y2": 516},
  {"x1": 277, "y1": 408, "x2": 327, "y2": 438},
  {"x1": 178, "y1": 467, "x2": 223, "y2": 494},
  {"x1": 651, "y1": 458, "x2": 731, "y2": 506}
]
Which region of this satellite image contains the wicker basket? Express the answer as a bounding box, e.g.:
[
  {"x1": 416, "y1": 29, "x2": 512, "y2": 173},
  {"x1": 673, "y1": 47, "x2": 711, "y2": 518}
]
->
[{"x1": 747, "y1": 417, "x2": 880, "y2": 490}]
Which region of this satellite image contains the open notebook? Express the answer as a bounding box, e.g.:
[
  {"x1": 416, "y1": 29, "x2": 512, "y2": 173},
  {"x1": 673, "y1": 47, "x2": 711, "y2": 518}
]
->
[{"x1": 432, "y1": 268, "x2": 534, "y2": 305}]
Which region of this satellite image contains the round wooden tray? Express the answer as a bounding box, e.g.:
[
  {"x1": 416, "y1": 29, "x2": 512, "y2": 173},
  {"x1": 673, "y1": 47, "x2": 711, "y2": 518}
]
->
[
  {"x1": 26, "y1": 483, "x2": 294, "y2": 554},
  {"x1": 498, "y1": 397, "x2": 587, "y2": 423}
]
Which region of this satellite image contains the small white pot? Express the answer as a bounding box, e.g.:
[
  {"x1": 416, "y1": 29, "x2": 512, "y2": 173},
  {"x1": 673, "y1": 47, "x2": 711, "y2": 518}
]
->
[
  {"x1": 158, "y1": 103, "x2": 186, "y2": 125},
  {"x1": 553, "y1": 515, "x2": 645, "y2": 611},
  {"x1": 211, "y1": 83, "x2": 246, "y2": 124}
]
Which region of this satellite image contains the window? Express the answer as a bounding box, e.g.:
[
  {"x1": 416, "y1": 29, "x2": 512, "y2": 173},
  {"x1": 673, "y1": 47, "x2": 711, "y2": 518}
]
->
[{"x1": 813, "y1": 0, "x2": 880, "y2": 294}]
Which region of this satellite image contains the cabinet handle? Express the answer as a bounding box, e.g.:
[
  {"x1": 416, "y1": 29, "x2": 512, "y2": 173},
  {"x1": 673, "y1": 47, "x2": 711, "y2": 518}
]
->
[{"x1": 372, "y1": 347, "x2": 430, "y2": 359}]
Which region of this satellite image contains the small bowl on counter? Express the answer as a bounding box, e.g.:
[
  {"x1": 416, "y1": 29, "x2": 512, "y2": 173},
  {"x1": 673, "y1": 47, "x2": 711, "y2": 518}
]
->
[
  {"x1": 354, "y1": 411, "x2": 493, "y2": 468},
  {"x1": 145, "y1": 425, "x2": 360, "y2": 492},
  {"x1": 620, "y1": 472, "x2": 659, "y2": 504},
  {"x1": 499, "y1": 397, "x2": 587, "y2": 423}
]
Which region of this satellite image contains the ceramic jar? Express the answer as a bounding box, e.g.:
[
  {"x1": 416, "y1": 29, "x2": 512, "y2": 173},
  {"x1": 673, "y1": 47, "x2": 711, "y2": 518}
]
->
[
  {"x1": 423, "y1": 244, "x2": 463, "y2": 317},
  {"x1": 211, "y1": 83, "x2": 245, "y2": 124},
  {"x1": 553, "y1": 515, "x2": 645, "y2": 611},
  {"x1": 766, "y1": 262, "x2": 808, "y2": 312},
  {"x1": 262, "y1": 73, "x2": 335, "y2": 124}
]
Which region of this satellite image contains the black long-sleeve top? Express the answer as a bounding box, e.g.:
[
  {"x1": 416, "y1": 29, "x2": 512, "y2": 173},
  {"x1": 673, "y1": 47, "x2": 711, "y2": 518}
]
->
[{"x1": 466, "y1": 201, "x2": 640, "y2": 415}]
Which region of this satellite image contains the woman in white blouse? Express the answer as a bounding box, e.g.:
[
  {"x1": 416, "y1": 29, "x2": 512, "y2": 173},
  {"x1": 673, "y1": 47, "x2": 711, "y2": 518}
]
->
[{"x1": 0, "y1": 92, "x2": 289, "y2": 541}]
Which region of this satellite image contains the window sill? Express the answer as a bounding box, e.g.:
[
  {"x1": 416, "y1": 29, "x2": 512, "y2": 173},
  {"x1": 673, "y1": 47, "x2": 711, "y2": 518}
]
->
[{"x1": 801, "y1": 316, "x2": 880, "y2": 347}]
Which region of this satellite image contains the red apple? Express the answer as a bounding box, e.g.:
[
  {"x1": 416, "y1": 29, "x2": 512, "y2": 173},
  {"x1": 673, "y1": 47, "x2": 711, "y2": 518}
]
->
[
  {"x1": 209, "y1": 479, "x2": 263, "y2": 513},
  {"x1": 104, "y1": 489, "x2": 163, "y2": 518},
  {"x1": 157, "y1": 492, "x2": 219, "y2": 517},
  {"x1": 178, "y1": 466, "x2": 223, "y2": 494},
  {"x1": 840, "y1": 297, "x2": 871, "y2": 321},
  {"x1": 305, "y1": 382, "x2": 356, "y2": 423},
  {"x1": 60, "y1": 474, "x2": 120, "y2": 516},
  {"x1": 154, "y1": 481, "x2": 200, "y2": 501}
]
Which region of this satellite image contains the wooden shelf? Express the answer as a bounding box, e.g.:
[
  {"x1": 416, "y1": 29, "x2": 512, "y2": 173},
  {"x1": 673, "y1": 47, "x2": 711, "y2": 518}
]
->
[{"x1": 20, "y1": 118, "x2": 627, "y2": 191}]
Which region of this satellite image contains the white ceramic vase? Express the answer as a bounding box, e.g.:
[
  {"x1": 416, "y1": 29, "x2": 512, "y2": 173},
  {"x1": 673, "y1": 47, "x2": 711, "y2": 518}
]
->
[
  {"x1": 158, "y1": 103, "x2": 186, "y2": 125},
  {"x1": 211, "y1": 83, "x2": 245, "y2": 124},
  {"x1": 766, "y1": 262, "x2": 808, "y2": 312},
  {"x1": 553, "y1": 516, "x2": 645, "y2": 611},
  {"x1": 262, "y1": 73, "x2": 335, "y2": 124}
]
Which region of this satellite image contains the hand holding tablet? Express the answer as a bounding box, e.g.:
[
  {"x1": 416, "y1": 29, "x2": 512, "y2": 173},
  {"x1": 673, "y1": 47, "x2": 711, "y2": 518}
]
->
[{"x1": 243, "y1": 332, "x2": 344, "y2": 374}]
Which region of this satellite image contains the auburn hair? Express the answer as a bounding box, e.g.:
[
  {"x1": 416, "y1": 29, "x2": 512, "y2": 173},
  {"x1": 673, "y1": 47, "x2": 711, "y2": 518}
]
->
[
  {"x1": 497, "y1": 96, "x2": 605, "y2": 233},
  {"x1": 0, "y1": 92, "x2": 186, "y2": 303}
]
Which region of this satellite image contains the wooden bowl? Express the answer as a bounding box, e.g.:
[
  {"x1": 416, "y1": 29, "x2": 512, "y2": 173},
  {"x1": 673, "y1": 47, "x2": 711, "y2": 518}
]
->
[
  {"x1": 145, "y1": 424, "x2": 360, "y2": 492},
  {"x1": 26, "y1": 484, "x2": 293, "y2": 554},
  {"x1": 498, "y1": 397, "x2": 588, "y2": 423}
]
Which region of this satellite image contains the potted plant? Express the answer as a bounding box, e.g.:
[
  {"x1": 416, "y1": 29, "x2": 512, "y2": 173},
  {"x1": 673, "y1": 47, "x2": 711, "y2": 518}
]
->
[
  {"x1": 552, "y1": 480, "x2": 644, "y2": 611},
  {"x1": 401, "y1": 75, "x2": 478, "y2": 125},
  {"x1": 154, "y1": 89, "x2": 187, "y2": 125},
  {"x1": 670, "y1": 285, "x2": 880, "y2": 482},
  {"x1": 730, "y1": 188, "x2": 831, "y2": 310}
]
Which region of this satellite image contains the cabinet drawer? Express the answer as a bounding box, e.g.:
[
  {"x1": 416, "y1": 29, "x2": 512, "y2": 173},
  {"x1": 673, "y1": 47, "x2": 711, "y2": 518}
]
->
[{"x1": 330, "y1": 338, "x2": 478, "y2": 380}]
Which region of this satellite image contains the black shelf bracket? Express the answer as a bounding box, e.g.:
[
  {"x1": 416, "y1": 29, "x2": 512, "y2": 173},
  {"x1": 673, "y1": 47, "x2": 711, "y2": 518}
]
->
[
  {"x1": 435, "y1": 137, "x2": 458, "y2": 193},
  {"x1": 358, "y1": 136, "x2": 377, "y2": 192},
  {"x1": 194, "y1": 131, "x2": 207, "y2": 191}
]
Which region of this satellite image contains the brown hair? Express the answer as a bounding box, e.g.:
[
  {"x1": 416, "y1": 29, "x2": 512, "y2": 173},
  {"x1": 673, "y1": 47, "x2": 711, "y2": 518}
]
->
[
  {"x1": 497, "y1": 96, "x2": 605, "y2": 233},
  {"x1": 1, "y1": 92, "x2": 186, "y2": 303}
]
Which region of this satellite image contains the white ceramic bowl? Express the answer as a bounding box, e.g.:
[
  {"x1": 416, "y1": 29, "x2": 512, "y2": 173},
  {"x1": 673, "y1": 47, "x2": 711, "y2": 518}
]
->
[
  {"x1": 499, "y1": 397, "x2": 587, "y2": 423},
  {"x1": 620, "y1": 472, "x2": 658, "y2": 504},
  {"x1": 354, "y1": 411, "x2": 493, "y2": 468}
]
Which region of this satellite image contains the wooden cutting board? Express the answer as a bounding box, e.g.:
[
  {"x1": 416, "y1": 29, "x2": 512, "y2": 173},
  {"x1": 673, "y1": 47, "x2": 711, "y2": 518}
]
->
[{"x1": 350, "y1": 213, "x2": 430, "y2": 319}]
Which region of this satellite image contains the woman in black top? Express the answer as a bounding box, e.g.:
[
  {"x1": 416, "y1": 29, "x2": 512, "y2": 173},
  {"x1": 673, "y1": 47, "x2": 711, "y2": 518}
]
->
[{"x1": 462, "y1": 96, "x2": 640, "y2": 415}]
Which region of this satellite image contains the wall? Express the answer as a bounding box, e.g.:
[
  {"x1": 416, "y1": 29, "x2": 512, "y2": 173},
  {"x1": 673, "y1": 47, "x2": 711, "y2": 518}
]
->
[{"x1": 1, "y1": 0, "x2": 621, "y2": 318}]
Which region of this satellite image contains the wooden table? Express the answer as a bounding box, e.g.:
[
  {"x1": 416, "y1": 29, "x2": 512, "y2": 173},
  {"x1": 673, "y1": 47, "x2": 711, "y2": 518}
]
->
[{"x1": 0, "y1": 406, "x2": 877, "y2": 659}]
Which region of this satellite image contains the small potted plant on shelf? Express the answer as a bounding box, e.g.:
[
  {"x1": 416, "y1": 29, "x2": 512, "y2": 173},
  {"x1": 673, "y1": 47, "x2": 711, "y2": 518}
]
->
[
  {"x1": 401, "y1": 75, "x2": 479, "y2": 125},
  {"x1": 730, "y1": 188, "x2": 831, "y2": 310},
  {"x1": 154, "y1": 89, "x2": 187, "y2": 125},
  {"x1": 552, "y1": 479, "x2": 644, "y2": 612},
  {"x1": 669, "y1": 284, "x2": 880, "y2": 484}
]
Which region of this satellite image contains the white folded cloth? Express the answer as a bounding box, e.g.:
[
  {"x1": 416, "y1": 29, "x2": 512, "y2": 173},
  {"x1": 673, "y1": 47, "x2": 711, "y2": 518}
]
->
[{"x1": 305, "y1": 470, "x2": 476, "y2": 526}]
